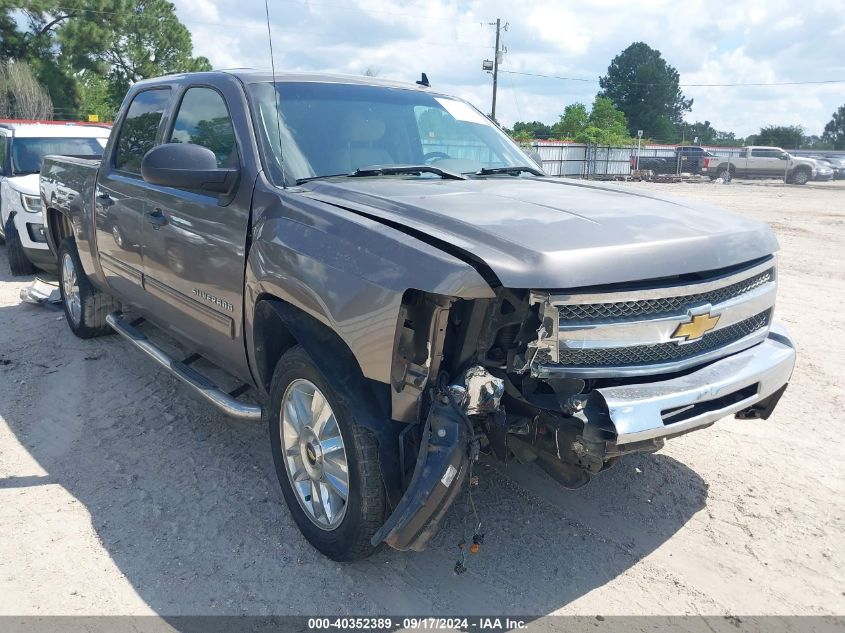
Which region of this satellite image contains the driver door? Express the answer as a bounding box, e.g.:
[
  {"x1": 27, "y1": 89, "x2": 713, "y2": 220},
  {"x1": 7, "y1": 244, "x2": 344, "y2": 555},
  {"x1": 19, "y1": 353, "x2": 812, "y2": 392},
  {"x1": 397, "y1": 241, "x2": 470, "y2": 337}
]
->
[{"x1": 139, "y1": 85, "x2": 251, "y2": 369}]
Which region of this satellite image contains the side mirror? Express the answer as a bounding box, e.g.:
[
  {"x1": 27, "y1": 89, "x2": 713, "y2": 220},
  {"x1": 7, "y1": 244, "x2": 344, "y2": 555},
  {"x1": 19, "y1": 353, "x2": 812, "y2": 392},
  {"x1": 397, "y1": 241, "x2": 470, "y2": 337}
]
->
[
  {"x1": 141, "y1": 143, "x2": 238, "y2": 193},
  {"x1": 779, "y1": 153, "x2": 789, "y2": 160}
]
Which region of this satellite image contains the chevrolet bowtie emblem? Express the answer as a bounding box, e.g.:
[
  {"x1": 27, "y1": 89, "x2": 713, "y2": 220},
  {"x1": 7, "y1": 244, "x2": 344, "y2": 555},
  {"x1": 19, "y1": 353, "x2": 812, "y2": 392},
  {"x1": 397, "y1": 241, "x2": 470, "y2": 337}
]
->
[{"x1": 672, "y1": 312, "x2": 721, "y2": 342}]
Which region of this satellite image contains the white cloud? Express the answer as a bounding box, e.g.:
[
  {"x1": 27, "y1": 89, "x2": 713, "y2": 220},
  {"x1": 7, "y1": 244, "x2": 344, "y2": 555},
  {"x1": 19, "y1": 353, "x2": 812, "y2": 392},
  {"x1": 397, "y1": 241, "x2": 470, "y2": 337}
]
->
[{"x1": 175, "y1": 0, "x2": 845, "y2": 137}]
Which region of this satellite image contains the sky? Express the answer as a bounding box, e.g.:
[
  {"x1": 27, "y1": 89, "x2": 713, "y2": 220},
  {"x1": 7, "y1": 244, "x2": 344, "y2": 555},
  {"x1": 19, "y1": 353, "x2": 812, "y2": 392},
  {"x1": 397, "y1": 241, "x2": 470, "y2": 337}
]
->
[{"x1": 171, "y1": 0, "x2": 845, "y2": 138}]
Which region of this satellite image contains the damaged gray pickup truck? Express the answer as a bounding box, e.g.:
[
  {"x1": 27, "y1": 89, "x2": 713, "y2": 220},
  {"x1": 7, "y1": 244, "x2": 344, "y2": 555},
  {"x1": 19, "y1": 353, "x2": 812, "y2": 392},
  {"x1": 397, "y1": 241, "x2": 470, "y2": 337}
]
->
[{"x1": 40, "y1": 70, "x2": 796, "y2": 561}]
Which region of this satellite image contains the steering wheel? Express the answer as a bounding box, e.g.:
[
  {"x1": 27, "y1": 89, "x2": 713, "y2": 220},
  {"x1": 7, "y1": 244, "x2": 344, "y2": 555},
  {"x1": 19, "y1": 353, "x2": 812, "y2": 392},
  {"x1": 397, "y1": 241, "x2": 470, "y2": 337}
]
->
[{"x1": 423, "y1": 151, "x2": 451, "y2": 164}]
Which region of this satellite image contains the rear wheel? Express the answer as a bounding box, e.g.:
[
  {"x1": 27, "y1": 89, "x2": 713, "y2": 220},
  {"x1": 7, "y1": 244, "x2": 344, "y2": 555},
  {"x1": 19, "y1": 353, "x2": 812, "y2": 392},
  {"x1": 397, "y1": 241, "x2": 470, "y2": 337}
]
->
[
  {"x1": 4, "y1": 215, "x2": 36, "y2": 276},
  {"x1": 58, "y1": 237, "x2": 118, "y2": 338},
  {"x1": 268, "y1": 345, "x2": 385, "y2": 561}
]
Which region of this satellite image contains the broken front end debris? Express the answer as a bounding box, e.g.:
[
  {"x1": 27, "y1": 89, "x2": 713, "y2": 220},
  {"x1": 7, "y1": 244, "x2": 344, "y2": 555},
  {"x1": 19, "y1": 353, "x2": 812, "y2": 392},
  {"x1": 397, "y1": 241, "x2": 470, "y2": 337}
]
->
[{"x1": 374, "y1": 266, "x2": 796, "y2": 550}]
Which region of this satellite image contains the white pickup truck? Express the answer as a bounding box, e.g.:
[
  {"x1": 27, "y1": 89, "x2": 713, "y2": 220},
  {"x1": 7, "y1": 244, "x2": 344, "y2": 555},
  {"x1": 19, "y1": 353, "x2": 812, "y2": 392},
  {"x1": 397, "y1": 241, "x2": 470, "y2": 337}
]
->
[
  {"x1": 702, "y1": 146, "x2": 828, "y2": 185},
  {"x1": 0, "y1": 121, "x2": 110, "y2": 275}
]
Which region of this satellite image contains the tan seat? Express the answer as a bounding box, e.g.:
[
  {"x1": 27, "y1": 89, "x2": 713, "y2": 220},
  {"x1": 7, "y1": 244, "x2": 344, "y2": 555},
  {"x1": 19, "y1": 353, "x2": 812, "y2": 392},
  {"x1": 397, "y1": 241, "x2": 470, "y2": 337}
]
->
[{"x1": 330, "y1": 112, "x2": 393, "y2": 173}]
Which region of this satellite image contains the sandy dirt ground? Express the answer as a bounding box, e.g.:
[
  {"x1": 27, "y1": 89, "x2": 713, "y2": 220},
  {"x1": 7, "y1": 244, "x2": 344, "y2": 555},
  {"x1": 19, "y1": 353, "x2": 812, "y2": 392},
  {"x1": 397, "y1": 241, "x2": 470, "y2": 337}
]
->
[{"x1": 0, "y1": 180, "x2": 843, "y2": 617}]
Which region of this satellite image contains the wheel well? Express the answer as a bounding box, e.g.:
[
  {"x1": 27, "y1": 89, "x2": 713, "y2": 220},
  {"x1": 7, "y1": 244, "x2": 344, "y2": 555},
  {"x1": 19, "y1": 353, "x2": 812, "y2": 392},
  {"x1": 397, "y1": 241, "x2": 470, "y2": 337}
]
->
[
  {"x1": 47, "y1": 208, "x2": 73, "y2": 254},
  {"x1": 253, "y1": 297, "x2": 299, "y2": 392},
  {"x1": 252, "y1": 294, "x2": 403, "y2": 506}
]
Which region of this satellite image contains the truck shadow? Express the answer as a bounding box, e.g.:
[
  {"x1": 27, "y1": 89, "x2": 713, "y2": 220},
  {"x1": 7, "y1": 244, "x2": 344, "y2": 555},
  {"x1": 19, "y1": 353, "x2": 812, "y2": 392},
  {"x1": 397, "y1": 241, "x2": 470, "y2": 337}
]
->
[{"x1": 0, "y1": 278, "x2": 707, "y2": 616}]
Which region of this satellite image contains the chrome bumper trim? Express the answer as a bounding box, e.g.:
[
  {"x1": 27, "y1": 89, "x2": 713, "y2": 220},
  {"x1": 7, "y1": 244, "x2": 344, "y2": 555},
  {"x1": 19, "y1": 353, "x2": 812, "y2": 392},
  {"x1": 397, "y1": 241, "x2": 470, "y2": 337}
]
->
[{"x1": 598, "y1": 324, "x2": 795, "y2": 446}]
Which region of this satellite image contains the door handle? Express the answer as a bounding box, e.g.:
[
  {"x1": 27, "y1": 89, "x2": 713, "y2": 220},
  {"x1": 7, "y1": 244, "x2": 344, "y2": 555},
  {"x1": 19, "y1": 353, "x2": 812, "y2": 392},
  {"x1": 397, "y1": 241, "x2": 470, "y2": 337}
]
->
[
  {"x1": 96, "y1": 193, "x2": 114, "y2": 207},
  {"x1": 146, "y1": 208, "x2": 168, "y2": 228}
]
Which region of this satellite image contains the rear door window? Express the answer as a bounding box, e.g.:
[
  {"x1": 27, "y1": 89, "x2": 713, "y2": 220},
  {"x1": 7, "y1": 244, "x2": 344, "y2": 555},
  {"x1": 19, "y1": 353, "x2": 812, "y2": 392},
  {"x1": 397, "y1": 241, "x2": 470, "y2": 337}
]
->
[
  {"x1": 114, "y1": 88, "x2": 171, "y2": 174},
  {"x1": 167, "y1": 87, "x2": 238, "y2": 167}
]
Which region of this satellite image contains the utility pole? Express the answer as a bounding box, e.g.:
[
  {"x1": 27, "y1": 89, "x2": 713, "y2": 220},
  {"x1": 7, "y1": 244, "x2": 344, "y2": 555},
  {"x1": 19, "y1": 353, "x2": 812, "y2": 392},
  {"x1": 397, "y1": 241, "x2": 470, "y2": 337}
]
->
[
  {"x1": 491, "y1": 18, "x2": 501, "y2": 121},
  {"x1": 482, "y1": 19, "x2": 507, "y2": 122}
]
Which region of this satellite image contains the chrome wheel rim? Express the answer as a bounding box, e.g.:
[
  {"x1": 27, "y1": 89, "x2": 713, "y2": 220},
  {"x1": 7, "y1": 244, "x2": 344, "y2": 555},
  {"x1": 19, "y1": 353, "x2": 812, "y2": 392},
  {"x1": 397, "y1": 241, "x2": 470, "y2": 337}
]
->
[
  {"x1": 112, "y1": 224, "x2": 123, "y2": 247},
  {"x1": 280, "y1": 379, "x2": 349, "y2": 530},
  {"x1": 61, "y1": 252, "x2": 81, "y2": 325}
]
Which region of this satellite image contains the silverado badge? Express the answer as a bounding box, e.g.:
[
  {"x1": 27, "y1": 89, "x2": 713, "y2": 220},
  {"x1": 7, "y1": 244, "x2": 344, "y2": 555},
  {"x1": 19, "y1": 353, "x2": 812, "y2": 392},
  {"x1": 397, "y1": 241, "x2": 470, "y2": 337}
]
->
[{"x1": 672, "y1": 312, "x2": 720, "y2": 342}]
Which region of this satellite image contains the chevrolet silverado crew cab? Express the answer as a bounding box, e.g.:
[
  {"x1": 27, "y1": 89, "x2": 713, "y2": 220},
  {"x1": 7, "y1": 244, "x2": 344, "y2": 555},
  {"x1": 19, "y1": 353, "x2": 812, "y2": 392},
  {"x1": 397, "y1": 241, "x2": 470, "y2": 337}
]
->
[
  {"x1": 0, "y1": 121, "x2": 109, "y2": 275},
  {"x1": 40, "y1": 71, "x2": 796, "y2": 561},
  {"x1": 703, "y1": 145, "x2": 825, "y2": 185}
]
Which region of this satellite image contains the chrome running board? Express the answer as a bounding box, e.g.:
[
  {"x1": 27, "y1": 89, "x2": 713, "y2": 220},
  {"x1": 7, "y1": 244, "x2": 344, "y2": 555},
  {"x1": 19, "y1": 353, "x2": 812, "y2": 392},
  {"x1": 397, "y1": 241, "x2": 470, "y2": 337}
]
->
[{"x1": 106, "y1": 312, "x2": 262, "y2": 421}]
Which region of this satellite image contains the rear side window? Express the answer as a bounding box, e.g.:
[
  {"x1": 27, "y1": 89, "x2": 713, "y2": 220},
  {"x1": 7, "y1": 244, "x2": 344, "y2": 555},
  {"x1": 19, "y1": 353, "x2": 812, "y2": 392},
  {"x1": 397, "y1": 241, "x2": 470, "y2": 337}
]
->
[
  {"x1": 114, "y1": 89, "x2": 171, "y2": 173},
  {"x1": 168, "y1": 87, "x2": 238, "y2": 167},
  {"x1": 0, "y1": 135, "x2": 6, "y2": 174}
]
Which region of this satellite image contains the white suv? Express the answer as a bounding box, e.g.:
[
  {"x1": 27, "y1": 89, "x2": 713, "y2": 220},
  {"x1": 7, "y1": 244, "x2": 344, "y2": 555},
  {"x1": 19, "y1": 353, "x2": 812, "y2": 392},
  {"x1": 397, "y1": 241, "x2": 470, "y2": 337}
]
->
[{"x1": 0, "y1": 121, "x2": 110, "y2": 275}]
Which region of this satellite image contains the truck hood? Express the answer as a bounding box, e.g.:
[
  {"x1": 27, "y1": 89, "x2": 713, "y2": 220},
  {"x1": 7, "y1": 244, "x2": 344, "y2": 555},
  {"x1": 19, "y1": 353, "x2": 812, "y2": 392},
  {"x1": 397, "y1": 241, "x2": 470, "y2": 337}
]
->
[
  {"x1": 791, "y1": 156, "x2": 817, "y2": 168},
  {"x1": 4, "y1": 174, "x2": 39, "y2": 195},
  {"x1": 301, "y1": 177, "x2": 778, "y2": 289}
]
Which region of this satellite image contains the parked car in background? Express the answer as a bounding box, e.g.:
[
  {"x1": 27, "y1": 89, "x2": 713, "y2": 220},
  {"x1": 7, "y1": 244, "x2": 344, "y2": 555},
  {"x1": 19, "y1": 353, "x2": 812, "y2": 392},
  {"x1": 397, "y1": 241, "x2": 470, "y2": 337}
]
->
[
  {"x1": 631, "y1": 145, "x2": 715, "y2": 175},
  {"x1": 810, "y1": 159, "x2": 835, "y2": 182},
  {"x1": 807, "y1": 155, "x2": 845, "y2": 180},
  {"x1": 0, "y1": 121, "x2": 110, "y2": 275},
  {"x1": 702, "y1": 146, "x2": 825, "y2": 185}
]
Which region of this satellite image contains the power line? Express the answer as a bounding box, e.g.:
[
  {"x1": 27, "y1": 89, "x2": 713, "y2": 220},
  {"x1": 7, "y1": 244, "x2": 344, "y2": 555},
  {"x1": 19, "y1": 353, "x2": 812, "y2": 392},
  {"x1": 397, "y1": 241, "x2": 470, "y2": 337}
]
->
[{"x1": 500, "y1": 70, "x2": 845, "y2": 87}]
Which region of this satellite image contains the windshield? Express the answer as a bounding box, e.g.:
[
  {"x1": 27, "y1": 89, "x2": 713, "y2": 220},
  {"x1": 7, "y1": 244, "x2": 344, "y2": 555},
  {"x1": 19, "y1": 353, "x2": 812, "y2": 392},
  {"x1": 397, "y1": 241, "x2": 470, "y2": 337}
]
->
[
  {"x1": 11, "y1": 136, "x2": 106, "y2": 175},
  {"x1": 249, "y1": 81, "x2": 534, "y2": 184}
]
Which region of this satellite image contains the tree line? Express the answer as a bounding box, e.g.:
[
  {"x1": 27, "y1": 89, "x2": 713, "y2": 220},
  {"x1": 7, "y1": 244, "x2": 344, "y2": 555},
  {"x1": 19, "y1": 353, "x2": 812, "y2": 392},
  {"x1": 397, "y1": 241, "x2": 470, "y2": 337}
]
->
[
  {"x1": 509, "y1": 42, "x2": 845, "y2": 151},
  {"x1": 0, "y1": 1, "x2": 209, "y2": 121}
]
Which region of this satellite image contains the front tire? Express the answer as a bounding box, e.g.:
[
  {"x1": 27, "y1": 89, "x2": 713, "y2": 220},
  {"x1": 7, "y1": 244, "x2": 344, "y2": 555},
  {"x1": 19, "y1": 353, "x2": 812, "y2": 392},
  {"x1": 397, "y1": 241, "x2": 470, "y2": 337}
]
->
[
  {"x1": 268, "y1": 345, "x2": 385, "y2": 561},
  {"x1": 716, "y1": 166, "x2": 733, "y2": 182},
  {"x1": 791, "y1": 168, "x2": 810, "y2": 185},
  {"x1": 4, "y1": 215, "x2": 36, "y2": 276},
  {"x1": 58, "y1": 237, "x2": 118, "y2": 338}
]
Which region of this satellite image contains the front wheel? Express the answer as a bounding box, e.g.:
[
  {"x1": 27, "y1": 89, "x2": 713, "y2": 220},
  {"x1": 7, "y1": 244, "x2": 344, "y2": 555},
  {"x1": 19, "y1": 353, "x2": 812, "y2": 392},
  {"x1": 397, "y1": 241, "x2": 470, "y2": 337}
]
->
[
  {"x1": 58, "y1": 237, "x2": 118, "y2": 338},
  {"x1": 4, "y1": 215, "x2": 36, "y2": 276},
  {"x1": 268, "y1": 345, "x2": 385, "y2": 561},
  {"x1": 791, "y1": 168, "x2": 810, "y2": 185}
]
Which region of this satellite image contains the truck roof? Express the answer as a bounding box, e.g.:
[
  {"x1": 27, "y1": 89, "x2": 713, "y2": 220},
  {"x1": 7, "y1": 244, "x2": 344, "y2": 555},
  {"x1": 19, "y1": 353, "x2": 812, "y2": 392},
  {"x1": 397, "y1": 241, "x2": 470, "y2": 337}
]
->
[
  {"x1": 133, "y1": 69, "x2": 435, "y2": 93},
  {"x1": 744, "y1": 146, "x2": 786, "y2": 151},
  {"x1": 0, "y1": 121, "x2": 111, "y2": 138}
]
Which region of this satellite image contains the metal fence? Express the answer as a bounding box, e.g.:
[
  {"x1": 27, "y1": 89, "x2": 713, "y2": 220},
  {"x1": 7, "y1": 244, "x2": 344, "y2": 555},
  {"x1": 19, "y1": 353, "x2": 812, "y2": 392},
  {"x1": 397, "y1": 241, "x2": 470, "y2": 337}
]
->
[
  {"x1": 524, "y1": 141, "x2": 749, "y2": 178},
  {"x1": 424, "y1": 139, "x2": 844, "y2": 180}
]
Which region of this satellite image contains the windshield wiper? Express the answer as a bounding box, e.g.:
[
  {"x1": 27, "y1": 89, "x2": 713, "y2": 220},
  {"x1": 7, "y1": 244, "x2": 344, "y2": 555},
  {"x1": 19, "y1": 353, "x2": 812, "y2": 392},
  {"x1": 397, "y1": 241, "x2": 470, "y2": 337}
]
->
[
  {"x1": 295, "y1": 165, "x2": 467, "y2": 185},
  {"x1": 295, "y1": 173, "x2": 349, "y2": 185},
  {"x1": 474, "y1": 166, "x2": 544, "y2": 177},
  {"x1": 351, "y1": 165, "x2": 466, "y2": 180}
]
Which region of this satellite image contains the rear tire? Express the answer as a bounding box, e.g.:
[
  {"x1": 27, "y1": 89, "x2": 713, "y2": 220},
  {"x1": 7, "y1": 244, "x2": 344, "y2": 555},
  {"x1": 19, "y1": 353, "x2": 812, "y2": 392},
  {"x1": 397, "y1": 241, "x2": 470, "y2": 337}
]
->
[
  {"x1": 268, "y1": 345, "x2": 385, "y2": 561},
  {"x1": 58, "y1": 237, "x2": 118, "y2": 338},
  {"x1": 5, "y1": 215, "x2": 36, "y2": 276}
]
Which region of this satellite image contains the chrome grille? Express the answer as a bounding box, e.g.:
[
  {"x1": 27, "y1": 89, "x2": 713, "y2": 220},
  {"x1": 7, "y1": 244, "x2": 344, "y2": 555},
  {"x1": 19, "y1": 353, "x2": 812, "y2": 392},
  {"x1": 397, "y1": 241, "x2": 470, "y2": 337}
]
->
[
  {"x1": 528, "y1": 258, "x2": 779, "y2": 379},
  {"x1": 558, "y1": 311, "x2": 771, "y2": 368},
  {"x1": 558, "y1": 268, "x2": 773, "y2": 322}
]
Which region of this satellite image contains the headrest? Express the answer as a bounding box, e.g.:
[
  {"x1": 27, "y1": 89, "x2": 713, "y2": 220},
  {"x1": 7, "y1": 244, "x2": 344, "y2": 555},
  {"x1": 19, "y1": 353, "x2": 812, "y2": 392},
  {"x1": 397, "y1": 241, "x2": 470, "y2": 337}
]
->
[{"x1": 342, "y1": 113, "x2": 386, "y2": 143}]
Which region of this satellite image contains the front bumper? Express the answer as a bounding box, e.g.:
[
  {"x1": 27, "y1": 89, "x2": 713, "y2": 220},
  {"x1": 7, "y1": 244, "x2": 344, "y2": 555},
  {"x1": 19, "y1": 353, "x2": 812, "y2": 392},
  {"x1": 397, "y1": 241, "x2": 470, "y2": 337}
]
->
[{"x1": 595, "y1": 324, "x2": 795, "y2": 446}]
